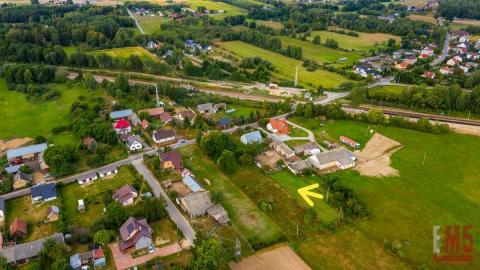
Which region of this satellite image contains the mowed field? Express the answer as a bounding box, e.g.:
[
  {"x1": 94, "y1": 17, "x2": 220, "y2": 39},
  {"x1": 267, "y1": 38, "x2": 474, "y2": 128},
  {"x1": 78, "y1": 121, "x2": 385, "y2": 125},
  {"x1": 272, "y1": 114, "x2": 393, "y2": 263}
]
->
[
  {"x1": 0, "y1": 79, "x2": 102, "y2": 140},
  {"x1": 92, "y1": 46, "x2": 157, "y2": 61},
  {"x1": 186, "y1": 0, "x2": 246, "y2": 20},
  {"x1": 410, "y1": 13, "x2": 437, "y2": 24},
  {"x1": 278, "y1": 36, "x2": 362, "y2": 66},
  {"x1": 215, "y1": 41, "x2": 351, "y2": 89},
  {"x1": 135, "y1": 15, "x2": 169, "y2": 35},
  {"x1": 308, "y1": 30, "x2": 401, "y2": 51},
  {"x1": 289, "y1": 119, "x2": 480, "y2": 268}
]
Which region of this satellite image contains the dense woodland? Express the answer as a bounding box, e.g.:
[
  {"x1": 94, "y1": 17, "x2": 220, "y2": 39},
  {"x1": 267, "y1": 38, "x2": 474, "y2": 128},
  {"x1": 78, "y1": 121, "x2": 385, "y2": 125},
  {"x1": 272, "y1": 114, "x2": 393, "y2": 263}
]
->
[{"x1": 438, "y1": 0, "x2": 480, "y2": 20}]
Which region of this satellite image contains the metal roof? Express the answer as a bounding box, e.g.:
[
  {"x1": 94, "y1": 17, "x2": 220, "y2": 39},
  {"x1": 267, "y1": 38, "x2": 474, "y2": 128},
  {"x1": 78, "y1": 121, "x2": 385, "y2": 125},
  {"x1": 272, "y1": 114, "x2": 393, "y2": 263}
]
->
[
  {"x1": 183, "y1": 175, "x2": 202, "y2": 193},
  {"x1": 241, "y1": 131, "x2": 263, "y2": 144},
  {"x1": 6, "y1": 143, "x2": 47, "y2": 159},
  {"x1": 0, "y1": 233, "x2": 64, "y2": 263},
  {"x1": 109, "y1": 109, "x2": 133, "y2": 119},
  {"x1": 31, "y1": 183, "x2": 57, "y2": 200}
]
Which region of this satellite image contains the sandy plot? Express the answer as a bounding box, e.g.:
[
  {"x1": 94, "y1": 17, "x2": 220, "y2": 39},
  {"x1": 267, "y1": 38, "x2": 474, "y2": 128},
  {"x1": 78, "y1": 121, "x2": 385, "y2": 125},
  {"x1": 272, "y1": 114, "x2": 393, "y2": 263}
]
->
[
  {"x1": 230, "y1": 244, "x2": 311, "y2": 270},
  {"x1": 0, "y1": 137, "x2": 33, "y2": 156},
  {"x1": 355, "y1": 133, "x2": 402, "y2": 177},
  {"x1": 256, "y1": 150, "x2": 282, "y2": 170}
]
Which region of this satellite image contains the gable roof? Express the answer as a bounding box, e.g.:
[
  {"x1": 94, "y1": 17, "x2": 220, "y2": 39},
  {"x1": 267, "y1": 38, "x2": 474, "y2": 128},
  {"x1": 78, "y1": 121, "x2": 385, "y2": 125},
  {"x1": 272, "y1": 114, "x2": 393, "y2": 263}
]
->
[
  {"x1": 179, "y1": 110, "x2": 195, "y2": 120},
  {"x1": 310, "y1": 148, "x2": 355, "y2": 167},
  {"x1": 10, "y1": 218, "x2": 27, "y2": 236},
  {"x1": 7, "y1": 143, "x2": 48, "y2": 159},
  {"x1": 0, "y1": 233, "x2": 64, "y2": 264},
  {"x1": 159, "y1": 151, "x2": 183, "y2": 169},
  {"x1": 113, "y1": 184, "x2": 138, "y2": 204},
  {"x1": 5, "y1": 165, "x2": 22, "y2": 174},
  {"x1": 153, "y1": 129, "x2": 176, "y2": 141},
  {"x1": 160, "y1": 112, "x2": 172, "y2": 122},
  {"x1": 110, "y1": 109, "x2": 133, "y2": 119},
  {"x1": 99, "y1": 165, "x2": 117, "y2": 175},
  {"x1": 182, "y1": 175, "x2": 202, "y2": 192},
  {"x1": 293, "y1": 141, "x2": 321, "y2": 154},
  {"x1": 241, "y1": 131, "x2": 263, "y2": 144},
  {"x1": 141, "y1": 119, "x2": 149, "y2": 129},
  {"x1": 114, "y1": 119, "x2": 131, "y2": 129},
  {"x1": 119, "y1": 217, "x2": 152, "y2": 251},
  {"x1": 31, "y1": 183, "x2": 57, "y2": 200},
  {"x1": 269, "y1": 118, "x2": 289, "y2": 133},
  {"x1": 126, "y1": 136, "x2": 141, "y2": 147},
  {"x1": 197, "y1": 103, "x2": 213, "y2": 112},
  {"x1": 180, "y1": 191, "x2": 213, "y2": 216},
  {"x1": 14, "y1": 172, "x2": 33, "y2": 182}
]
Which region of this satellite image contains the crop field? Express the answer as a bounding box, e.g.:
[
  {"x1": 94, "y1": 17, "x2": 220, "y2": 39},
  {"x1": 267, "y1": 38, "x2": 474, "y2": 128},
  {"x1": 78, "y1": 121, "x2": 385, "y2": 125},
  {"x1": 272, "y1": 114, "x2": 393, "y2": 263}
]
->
[
  {"x1": 308, "y1": 30, "x2": 401, "y2": 51},
  {"x1": 216, "y1": 41, "x2": 351, "y2": 89},
  {"x1": 287, "y1": 119, "x2": 480, "y2": 268},
  {"x1": 186, "y1": 0, "x2": 246, "y2": 19},
  {"x1": 409, "y1": 13, "x2": 437, "y2": 24},
  {"x1": 278, "y1": 36, "x2": 362, "y2": 66},
  {"x1": 0, "y1": 79, "x2": 103, "y2": 140},
  {"x1": 92, "y1": 46, "x2": 157, "y2": 61},
  {"x1": 135, "y1": 15, "x2": 169, "y2": 35},
  {"x1": 254, "y1": 20, "x2": 284, "y2": 30},
  {"x1": 180, "y1": 145, "x2": 284, "y2": 248}
]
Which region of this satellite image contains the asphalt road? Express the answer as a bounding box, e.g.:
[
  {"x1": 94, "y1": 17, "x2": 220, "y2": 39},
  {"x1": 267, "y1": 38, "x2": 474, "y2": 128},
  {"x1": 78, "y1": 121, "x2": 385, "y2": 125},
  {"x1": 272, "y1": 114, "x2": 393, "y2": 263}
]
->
[{"x1": 431, "y1": 33, "x2": 450, "y2": 67}]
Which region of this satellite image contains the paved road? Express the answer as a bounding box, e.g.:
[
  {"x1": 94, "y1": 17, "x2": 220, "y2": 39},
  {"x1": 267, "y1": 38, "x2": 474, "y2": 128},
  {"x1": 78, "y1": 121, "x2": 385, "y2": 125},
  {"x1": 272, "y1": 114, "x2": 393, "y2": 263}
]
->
[
  {"x1": 314, "y1": 91, "x2": 351, "y2": 104},
  {"x1": 126, "y1": 8, "x2": 145, "y2": 35},
  {"x1": 132, "y1": 159, "x2": 196, "y2": 243},
  {"x1": 431, "y1": 33, "x2": 450, "y2": 67}
]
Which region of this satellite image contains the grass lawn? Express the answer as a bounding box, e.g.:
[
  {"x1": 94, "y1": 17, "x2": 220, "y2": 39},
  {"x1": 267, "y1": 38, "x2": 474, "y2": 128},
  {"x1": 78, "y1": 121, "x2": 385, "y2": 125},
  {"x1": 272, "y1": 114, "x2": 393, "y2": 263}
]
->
[
  {"x1": 135, "y1": 15, "x2": 169, "y2": 35},
  {"x1": 210, "y1": 105, "x2": 262, "y2": 121},
  {"x1": 409, "y1": 13, "x2": 437, "y2": 24},
  {"x1": 216, "y1": 41, "x2": 351, "y2": 89},
  {"x1": 0, "y1": 79, "x2": 103, "y2": 140},
  {"x1": 289, "y1": 125, "x2": 309, "y2": 137},
  {"x1": 186, "y1": 0, "x2": 246, "y2": 20},
  {"x1": 308, "y1": 30, "x2": 401, "y2": 51},
  {"x1": 5, "y1": 196, "x2": 59, "y2": 243},
  {"x1": 58, "y1": 166, "x2": 140, "y2": 229},
  {"x1": 278, "y1": 36, "x2": 362, "y2": 66},
  {"x1": 254, "y1": 20, "x2": 284, "y2": 30},
  {"x1": 179, "y1": 145, "x2": 284, "y2": 247},
  {"x1": 151, "y1": 219, "x2": 180, "y2": 246},
  {"x1": 92, "y1": 47, "x2": 157, "y2": 62}
]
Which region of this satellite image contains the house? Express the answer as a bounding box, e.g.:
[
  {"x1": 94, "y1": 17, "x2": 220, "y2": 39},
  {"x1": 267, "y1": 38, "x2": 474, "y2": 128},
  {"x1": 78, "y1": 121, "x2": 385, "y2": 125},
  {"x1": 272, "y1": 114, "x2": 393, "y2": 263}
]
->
[
  {"x1": 13, "y1": 172, "x2": 33, "y2": 190},
  {"x1": 267, "y1": 118, "x2": 289, "y2": 134},
  {"x1": 293, "y1": 142, "x2": 322, "y2": 156},
  {"x1": 93, "y1": 248, "x2": 106, "y2": 268},
  {"x1": 99, "y1": 165, "x2": 118, "y2": 178},
  {"x1": 10, "y1": 218, "x2": 27, "y2": 239},
  {"x1": 177, "y1": 110, "x2": 196, "y2": 122},
  {"x1": 83, "y1": 137, "x2": 97, "y2": 152},
  {"x1": 271, "y1": 142, "x2": 295, "y2": 159},
  {"x1": 39, "y1": 154, "x2": 49, "y2": 175},
  {"x1": 5, "y1": 165, "x2": 22, "y2": 174},
  {"x1": 308, "y1": 148, "x2": 356, "y2": 171},
  {"x1": 403, "y1": 56, "x2": 417, "y2": 65},
  {"x1": 459, "y1": 65, "x2": 470, "y2": 73},
  {"x1": 440, "y1": 66, "x2": 452, "y2": 75},
  {"x1": 141, "y1": 119, "x2": 149, "y2": 130},
  {"x1": 395, "y1": 62, "x2": 409, "y2": 71},
  {"x1": 113, "y1": 184, "x2": 138, "y2": 206},
  {"x1": 31, "y1": 183, "x2": 57, "y2": 203},
  {"x1": 77, "y1": 172, "x2": 98, "y2": 185},
  {"x1": 110, "y1": 109, "x2": 133, "y2": 120},
  {"x1": 78, "y1": 199, "x2": 85, "y2": 212},
  {"x1": 177, "y1": 190, "x2": 213, "y2": 218},
  {"x1": 240, "y1": 131, "x2": 263, "y2": 145},
  {"x1": 457, "y1": 43, "x2": 468, "y2": 49},
  {"x1": 138, "y1": 108, "x2": 165, "y2": 118},
  {"x1": 159, "y1": 112, "x2": 173, "y2": 123},
  {"x1": 126, "y1": 136, "x2": 143, "y2": 151},
  {"x1": 7, "y1": 143, "x2": 48, "y2": 165},
  {"x1": 214, "y1": 103, "x2": 226, "y2": 111},
  {"x1": 153, "y1": 129, "x2": 176, "y2": 144},
  {"x1": 114, "y1": 119, "x2": 131, "y2": 135},
  {"x1": 421, "y1": 47, "x2": 434, "y2": 57},
  {"x1": 119, "y1": 217, "x2": 153, "y2": 253},
  {"x1": 181, "y1": 168, "x2": 194, "y2": 178},
  {"x1": 422, "y1": 71, "x2": 436, "y2": 79},
  {"x1": 287, "y1": 159, "x2": 312, "y2": 175},
  {"x1": 340, "y1": 136, "x2": 360, "y2": 148},
  {"x1": 197, "y1": 103, "x2": 216, "y2": 114},
  {"x1": 0, "y1": 197, "x2": 4, "y2": 226},
  {"x1": 159, "y1": 151, "x2": 183, "y2": 170},
  {"x1": 447, "y1": 58, "x2": 459, "y2": 66},
  {"x1": 70, "y1": 248, "x2": 106, "y2": 270},
  {"x1": 183, "y1": 175, "x2": 203, "y2": 193},
  {"x1": 206, "y1": 204, "x2": 229, "y2": 225},
  {"x1": 217, "y1": 118, "x2": 231, "y2": 129},
  {"x1": 0, "y1": 233, "x2": 64, "y2": 265},
  {"x1": 46, "y1": 205, "x2": 60, "y2": 222}
]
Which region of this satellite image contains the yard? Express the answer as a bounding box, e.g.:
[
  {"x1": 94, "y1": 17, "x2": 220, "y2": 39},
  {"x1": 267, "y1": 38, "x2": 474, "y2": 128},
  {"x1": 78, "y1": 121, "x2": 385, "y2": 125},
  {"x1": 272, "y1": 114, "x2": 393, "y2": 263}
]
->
[
  {"x1": 135, "y1": 15, "x2": 170, "y2": 35},
  {"x1": 278, "y1": 36, "x2": 362, "y2": 66},
  {"x1": 215, "y1": 41, "x2": 352, "y2": 89},
  {"x1": 0, "y1": 79, "x2": 103, "y2": 140},
  {"x1": 5, "y1": 196, "x2": 59, "y2": 243},
  {"x1": 307, "y1": 30, "x2": 401, "y2": 51},
  {"x1": 58, "y1": 165, "x2": 142, "y2": 229}
]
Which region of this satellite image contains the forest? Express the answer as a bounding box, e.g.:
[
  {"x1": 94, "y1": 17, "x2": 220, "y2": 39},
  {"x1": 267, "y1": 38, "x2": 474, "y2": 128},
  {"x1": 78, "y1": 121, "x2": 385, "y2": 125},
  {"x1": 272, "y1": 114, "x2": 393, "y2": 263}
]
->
[{"x1": 437, "y1": 0, "x2": 480, "y2": 20}]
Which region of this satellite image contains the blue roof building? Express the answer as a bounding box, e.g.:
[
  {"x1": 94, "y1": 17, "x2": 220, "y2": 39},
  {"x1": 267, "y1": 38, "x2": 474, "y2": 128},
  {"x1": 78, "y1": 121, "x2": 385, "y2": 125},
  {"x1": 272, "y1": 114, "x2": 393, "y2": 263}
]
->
[
  {"x1": 240, "y1": 131, "x2": 263, "y2": 145},
  {"x1": 110, "y1": 109, "x2": 133, "y2": 119},
  {"x1": 5, "y1": 164, "x2": 23, "y2": 174},
  {"x1": 6, "y1": 143, "x2": 48, "y2": 160},
  {"x1": 31, "y1": 183, "x2": 57, "y2": 203},
  {"x1": 182, "y1": 175, "x2": 202, "y2": 193},
  {"x1": 218, "y1": 118, "x2": 231, "y2": 128}
]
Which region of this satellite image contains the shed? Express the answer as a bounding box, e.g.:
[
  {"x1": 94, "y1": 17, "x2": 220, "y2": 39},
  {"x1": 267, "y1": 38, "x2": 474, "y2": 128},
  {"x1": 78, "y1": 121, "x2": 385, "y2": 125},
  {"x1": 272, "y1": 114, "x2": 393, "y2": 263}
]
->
[
  {"x1": 110, "y1": 109, "x2": 133, "y2": 119},
  {"x1": 206, "y1": 204, "x2": 230, "y2": 225},
  {"x1": 182, "y1": 175, "x2": 202, "y2": 193}
]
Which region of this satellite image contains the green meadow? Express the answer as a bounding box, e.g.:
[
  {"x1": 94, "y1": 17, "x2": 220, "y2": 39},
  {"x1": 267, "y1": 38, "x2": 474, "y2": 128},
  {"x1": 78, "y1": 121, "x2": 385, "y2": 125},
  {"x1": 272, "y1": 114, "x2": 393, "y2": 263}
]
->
[
  {"x1": 186, "y1": 0, "x2": 246, "y2": 19},
  {"x1": 308, "y1": 30, "x2": 401, "y2": 51}
]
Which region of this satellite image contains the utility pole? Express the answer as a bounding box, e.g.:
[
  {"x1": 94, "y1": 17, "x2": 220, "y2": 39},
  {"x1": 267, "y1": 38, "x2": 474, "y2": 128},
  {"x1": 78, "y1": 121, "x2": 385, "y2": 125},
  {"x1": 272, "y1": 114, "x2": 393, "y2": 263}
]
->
[
  {"x1": 294, "y1": 65, "x2": 298, "y2": 88},
  {"x1": 325, "y1": 186, "x2": 329, "y2": 203},
  {"x1": 422, "y1": 151, "x2": 427, "y2": 166}
]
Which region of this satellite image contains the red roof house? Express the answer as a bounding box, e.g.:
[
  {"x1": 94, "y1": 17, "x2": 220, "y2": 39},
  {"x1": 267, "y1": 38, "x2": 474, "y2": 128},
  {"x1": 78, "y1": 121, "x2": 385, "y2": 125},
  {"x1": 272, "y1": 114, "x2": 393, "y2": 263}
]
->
[
  {"x1": 422, "y1": 71, "x2": 436, "y2": 79},
  {"x1": 267, "y1": 118, "x2": 289, "y2": 134},
  {"x1": 141, "y1": 119, "x2": 149, "y2": 130},
  {"x1": 10, "y1": 218, "x2": 27, "y2": 239},
  {"x1": 114, "y1": 119, "x2": 131, "y2": 135},
  {"x1": 340, "y1": 136, "x2": 360, "y2": 148},
  {"x1": 160, "y1": 112, "x2": 172, "y2": 123}
]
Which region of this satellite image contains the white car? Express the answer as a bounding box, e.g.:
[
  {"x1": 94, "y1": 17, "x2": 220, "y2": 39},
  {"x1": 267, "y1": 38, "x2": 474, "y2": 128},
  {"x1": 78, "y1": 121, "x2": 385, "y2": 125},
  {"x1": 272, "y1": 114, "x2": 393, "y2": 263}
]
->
[{"x1": 148, "y1": 244, "x2": 155, "y2": 254}]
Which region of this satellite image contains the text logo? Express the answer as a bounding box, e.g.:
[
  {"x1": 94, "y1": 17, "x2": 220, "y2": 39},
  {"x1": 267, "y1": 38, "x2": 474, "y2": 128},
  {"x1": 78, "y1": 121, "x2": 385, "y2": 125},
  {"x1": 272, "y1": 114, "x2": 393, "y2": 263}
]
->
[{"x1": 433, "y1": 225, "x2": 474, "y2": 263}]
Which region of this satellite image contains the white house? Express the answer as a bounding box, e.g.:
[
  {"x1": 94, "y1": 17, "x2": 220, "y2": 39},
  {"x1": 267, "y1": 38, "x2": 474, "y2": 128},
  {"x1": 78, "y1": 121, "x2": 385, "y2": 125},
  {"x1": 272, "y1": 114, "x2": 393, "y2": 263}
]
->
[
  {"x1": 440, "y1": 66, "x2": 452, "y2": 75},
  {"x1": 78, "y1": 172, "x2": 98, "y2": 185},
  {"x1": 99, "y1": 166, "x2": 118, "y2": 178},
  {"x1": 126, "y1": 136, "x2": 143, "y2": 151},
  {"x1": 308, "y1": 148, "x2": 356, "y2": 171},
  {"x1": 459, "y1": 65, "x2": 470, "y2": 73}
]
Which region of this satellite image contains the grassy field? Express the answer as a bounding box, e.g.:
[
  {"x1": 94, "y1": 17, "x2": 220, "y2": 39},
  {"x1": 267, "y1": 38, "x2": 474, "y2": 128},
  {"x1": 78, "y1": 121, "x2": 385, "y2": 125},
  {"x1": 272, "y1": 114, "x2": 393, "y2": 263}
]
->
[
  {"x1": 58, "y1": 166, "x2": 140, "y2": 229},
  {"x1": 288, "y1": 125, "x2": 309, "y2": 137},
  {"x1": 307, "y1": 30, "x2": 401, "y2": 51},
  {"x1": 5, "y1": 196, "x2": 59, "y2": 243},
  {"x1": 92, "y1": 47, "x2": 157, "y2": 61},
  {"x1": 210, "y1": 105, "x2": 263, "y2": 121},
  {"x1": 180, "y1": 145, "x2": 284, "y2": 247},
  {"x1": 216, "y1": 41, "x2": 351, "y2": 89},
  {"x1": 254, "y1": 20, "x2": 284, "y2": 30},
  {"x1": 278, "y1": 36, "x2": 362, "y2": 66},
  {"x1": 409, "y1": 13, "x2": 437, "y2": 24},
  {"x1": 0, "y1": 79, "x2": 103, "y2": 140},
  {"x1": 135, "y1": 15, "x2": 169, "y2": 35},
  {"x1": 186, "y1": 0, "x2": 246, "y2": 19}
]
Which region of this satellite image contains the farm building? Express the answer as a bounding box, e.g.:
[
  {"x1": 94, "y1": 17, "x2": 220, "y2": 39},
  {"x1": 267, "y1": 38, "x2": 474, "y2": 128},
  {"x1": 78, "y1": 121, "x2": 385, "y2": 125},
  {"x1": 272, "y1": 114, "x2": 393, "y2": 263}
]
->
[
  {"x1": 110, "y1": 109, "x2": 133, "y2": 120},
  {"x1": 31, "y1": 183, "x2": 57, "y2": 203},
  {"x1": 294, "y1": 142, "x2": 322, "y2": 156},
  {"x1": 206, "y1": 204, "x2": 230, "y2": 225},
  {"x1": 7, "y1": 143, "x2": 48, "y2": 165},
  {"x1": 138, "y1": 107, "x2": 165, "y2": 118},
  {"x1": 177, "y1": 190, "x2": 213, "y2": 218},
  {"x1": 240, "y1": 131, "x2": 263, "y2": 145},
  {"x1": 287, "y1": 159, "x2": 312, "y2": 175},
  {"x1": 270, "y1": 142, "x2": 295, "y2": 159},
  {"x1": 308, "y1": 148, "x2": 356, "y2": 171},
  {"x1": 340, "y1": 136, "x2": 360, "y2": 148}
]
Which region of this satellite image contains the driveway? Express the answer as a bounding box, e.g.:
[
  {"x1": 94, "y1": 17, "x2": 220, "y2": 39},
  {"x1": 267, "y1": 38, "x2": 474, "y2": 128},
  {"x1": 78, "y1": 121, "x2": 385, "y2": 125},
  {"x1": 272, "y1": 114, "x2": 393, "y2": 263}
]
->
[{"x1": 110, "y1": 242, "x2": 181, "y2": 270}]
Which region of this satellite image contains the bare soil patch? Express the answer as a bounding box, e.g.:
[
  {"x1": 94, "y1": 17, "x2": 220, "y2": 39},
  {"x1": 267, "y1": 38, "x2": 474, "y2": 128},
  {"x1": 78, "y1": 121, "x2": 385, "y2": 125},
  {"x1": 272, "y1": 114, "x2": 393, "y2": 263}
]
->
[
  {"x1": 0, "y1": 137, "x2": 33, "y2": 156},
  {"x1": 355, "y1": 133, "x2": 402, "y2": 177},
  {"x1": 256, "y1": 150, "x2": 282, "y2": 171},
  {"x1": 230, "y1": 244, "x2": 311, "y2": 270}
]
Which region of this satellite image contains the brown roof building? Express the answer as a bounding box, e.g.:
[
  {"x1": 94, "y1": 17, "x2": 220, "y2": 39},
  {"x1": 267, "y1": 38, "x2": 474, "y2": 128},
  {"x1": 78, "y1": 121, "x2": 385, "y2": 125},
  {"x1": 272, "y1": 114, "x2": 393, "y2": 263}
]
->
[
  {"x1": 139, "y1": 108, "x2": 165, "y2": 118},
  {"x1": 159, "y1": 151, "x2": 183, "y2": 170},
  {"x1": 113, "y1": 185, "x2": 138, "y2": 206},
  {"x1": 10, "y1": 218, "x2": 27, "y2": 239},
  {"x1": 119, "y1": 217, "x2": 153, "y2": 252}
]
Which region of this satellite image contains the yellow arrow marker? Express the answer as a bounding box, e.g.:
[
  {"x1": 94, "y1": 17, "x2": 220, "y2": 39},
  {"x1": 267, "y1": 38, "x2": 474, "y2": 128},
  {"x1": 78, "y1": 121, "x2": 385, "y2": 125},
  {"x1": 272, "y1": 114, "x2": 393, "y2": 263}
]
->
[{"x1": 298, "y1": 183, "x2": 324, "y2": 207}]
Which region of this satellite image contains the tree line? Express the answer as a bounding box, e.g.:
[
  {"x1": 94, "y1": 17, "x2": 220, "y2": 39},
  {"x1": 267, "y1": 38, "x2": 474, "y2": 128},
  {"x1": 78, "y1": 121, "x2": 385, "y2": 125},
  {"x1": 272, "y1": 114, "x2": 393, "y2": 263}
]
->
[{"x1": 438, "y1": 0, "x2": 480, "y2": 20}]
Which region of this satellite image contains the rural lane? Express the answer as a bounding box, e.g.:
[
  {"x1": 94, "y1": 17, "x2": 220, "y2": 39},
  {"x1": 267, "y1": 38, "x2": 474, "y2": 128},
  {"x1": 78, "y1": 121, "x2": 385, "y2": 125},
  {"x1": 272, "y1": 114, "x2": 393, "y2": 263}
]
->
[
  {"x1": 126, "y1": 8, "x2": 145, "y2": 35},
  {"x1": 132, "y1": 159, "x2": 196, "y2": 243},
  {"x1": 431, "y1": 33, "x2": 450, "y2": 67}
]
